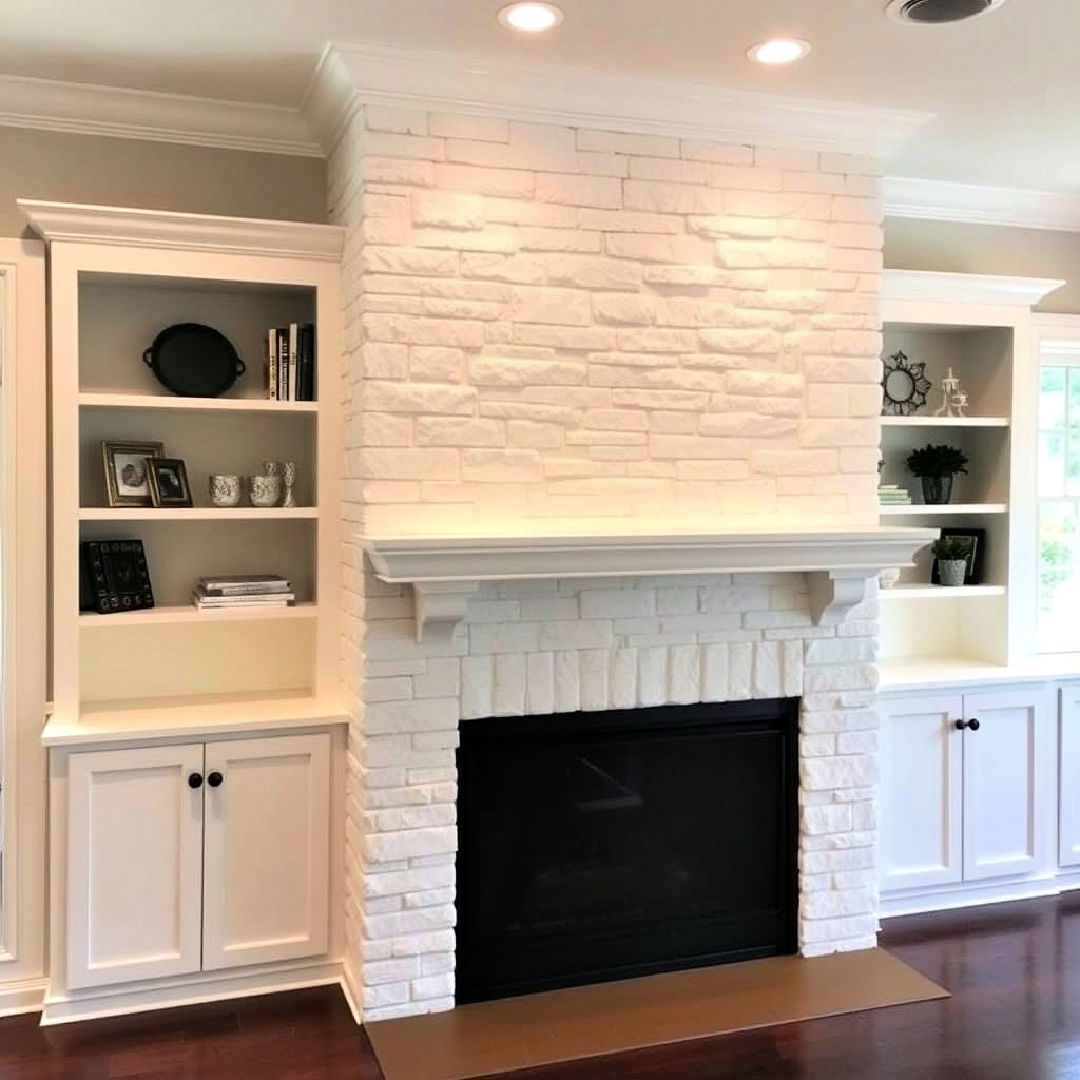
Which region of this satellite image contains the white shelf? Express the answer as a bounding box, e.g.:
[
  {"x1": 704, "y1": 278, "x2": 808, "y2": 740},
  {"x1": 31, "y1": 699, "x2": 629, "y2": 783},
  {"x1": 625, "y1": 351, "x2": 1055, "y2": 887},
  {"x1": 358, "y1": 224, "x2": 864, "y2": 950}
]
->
[
  {"x1": 879, "y1": 504, "x2": 1008, "y2": 517},
  {"x1": 42, "y1": 690, "x2": 349, "y2": 747},
  {"x1": 880, "y1": 584, "x2": 1006, "y2": 600},
  {"x1": 880, "y1": 416, "x2": 1010, "y2": 428},
  {"x1": 78, "y1": 506, "x2": 318, "y2": 521},
  {"x1": 78, "y1": 391, "x2": 317, "y2": 414},
  {"x1": 79, "y1": 602, "x2": 318, "y2": 626},
  {"x1": 880, "y1": 653, "x2": 1080, "y2": 691}
]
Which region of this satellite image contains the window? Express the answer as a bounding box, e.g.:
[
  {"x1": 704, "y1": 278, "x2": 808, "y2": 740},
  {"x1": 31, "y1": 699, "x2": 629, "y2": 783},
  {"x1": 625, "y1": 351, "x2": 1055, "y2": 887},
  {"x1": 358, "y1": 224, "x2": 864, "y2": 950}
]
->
[{"x1": 1038, "y1": 363, "x2": 1080, "y2": 651}]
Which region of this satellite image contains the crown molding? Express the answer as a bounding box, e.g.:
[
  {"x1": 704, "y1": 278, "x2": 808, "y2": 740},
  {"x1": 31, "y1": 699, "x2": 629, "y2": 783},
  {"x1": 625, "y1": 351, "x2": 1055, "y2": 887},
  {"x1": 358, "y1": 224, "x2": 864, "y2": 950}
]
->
[
  {"x1": 18, "y1": 200, "x2": 343, "y2": 261},
  {"x1": 305, "y1": 42, "x2": 933, "y2": 158},
  {"x1": 884, "y1": 268, "x2": 1065, "y2": 307},
  {"x1": 884, "y1": 175, "x2": 1080, "y2": 233},
  {"x1": 0, "y1": 72, "x2": 320, "y2": 157}
]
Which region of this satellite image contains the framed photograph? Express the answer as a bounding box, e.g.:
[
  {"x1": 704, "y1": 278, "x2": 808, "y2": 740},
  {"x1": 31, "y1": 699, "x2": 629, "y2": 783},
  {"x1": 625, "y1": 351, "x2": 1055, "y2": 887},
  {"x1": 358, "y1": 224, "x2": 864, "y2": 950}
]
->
[
  {"x1": 147, "y1": 458, "x2": 193, "y2": 508},
  {"x1": 931, "y1": 527, "x2": 986, "y2": 585},
  {"x1": 102, "y1": 440, "x2": 164, "y2": 507}
]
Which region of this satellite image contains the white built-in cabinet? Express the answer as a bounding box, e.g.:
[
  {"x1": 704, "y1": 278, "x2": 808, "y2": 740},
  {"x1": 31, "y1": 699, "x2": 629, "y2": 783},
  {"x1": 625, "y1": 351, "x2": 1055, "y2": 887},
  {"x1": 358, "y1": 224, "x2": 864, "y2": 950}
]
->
[
  {"x1": 66, "y1": 732, "x2": 330, "y2": 991},
  {"x1": 17, "y1": 202, "x2": 349, "y2": 1024},
  {"x1": 1060, "y1": 686, "x2": 1080, "y2": 868},
  {"x1": 880, "y1": 684, "x2": 1057, "y2": 914}
]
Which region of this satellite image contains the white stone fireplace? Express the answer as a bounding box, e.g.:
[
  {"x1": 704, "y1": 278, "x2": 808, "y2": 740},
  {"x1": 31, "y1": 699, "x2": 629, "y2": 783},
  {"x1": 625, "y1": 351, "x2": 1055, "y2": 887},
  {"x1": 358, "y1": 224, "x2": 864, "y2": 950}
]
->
[
  {"x1": 312, "y1": 41, "x2": 935, "y2": 1022},
  {"x1": 350, "y1": 529, "x2": 930, "y2": 1019}
]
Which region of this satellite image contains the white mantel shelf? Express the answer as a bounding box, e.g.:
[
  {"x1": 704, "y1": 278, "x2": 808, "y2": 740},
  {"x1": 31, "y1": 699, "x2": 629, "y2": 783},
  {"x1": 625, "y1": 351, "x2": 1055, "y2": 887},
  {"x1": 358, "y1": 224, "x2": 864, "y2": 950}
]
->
[{"x1": 364, "y1": 525, "x2": 937, "y2": 640}]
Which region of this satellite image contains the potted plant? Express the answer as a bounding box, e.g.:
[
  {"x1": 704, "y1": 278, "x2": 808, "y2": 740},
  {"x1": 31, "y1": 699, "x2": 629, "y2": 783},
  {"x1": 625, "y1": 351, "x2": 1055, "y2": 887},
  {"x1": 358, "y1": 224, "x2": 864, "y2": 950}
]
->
[
  {"x1": 906, "y1": 443, "x2": 969, "y2": 505},
  {"x1": 933, "y1": 535, "x2": 973, "y2": 587}
]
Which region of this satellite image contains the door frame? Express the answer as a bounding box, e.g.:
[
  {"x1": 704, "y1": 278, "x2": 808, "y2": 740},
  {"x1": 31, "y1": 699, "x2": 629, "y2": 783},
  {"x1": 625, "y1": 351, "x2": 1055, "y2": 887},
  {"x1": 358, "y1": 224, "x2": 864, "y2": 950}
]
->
[{"x1": 0, "y1": 239, "x2": 47, "y2": 989}]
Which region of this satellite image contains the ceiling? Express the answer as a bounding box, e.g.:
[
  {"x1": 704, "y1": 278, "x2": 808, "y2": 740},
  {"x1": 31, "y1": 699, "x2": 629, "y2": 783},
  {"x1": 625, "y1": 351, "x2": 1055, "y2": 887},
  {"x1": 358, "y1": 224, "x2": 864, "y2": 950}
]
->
[{"x1": 2, "y1": 0, "x2": 1078, "y2": 192}]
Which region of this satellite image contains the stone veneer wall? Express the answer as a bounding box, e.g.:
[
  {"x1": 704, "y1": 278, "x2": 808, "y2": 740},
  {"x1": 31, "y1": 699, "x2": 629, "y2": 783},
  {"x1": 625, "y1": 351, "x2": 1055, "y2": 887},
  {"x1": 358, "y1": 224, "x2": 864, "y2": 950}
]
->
[{"x1": 326, "y1": 103, "x2": 886, "y2": 1021}]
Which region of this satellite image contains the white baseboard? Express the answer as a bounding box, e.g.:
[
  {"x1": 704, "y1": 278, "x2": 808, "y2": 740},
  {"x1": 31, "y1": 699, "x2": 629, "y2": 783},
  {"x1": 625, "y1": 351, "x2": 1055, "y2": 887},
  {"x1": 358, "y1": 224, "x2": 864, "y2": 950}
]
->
[
  {"x1": 41, "y1": 960, "x2": 344, "y2": 1026},
  {"x1": 340, "y1": 964, "x2": 362, "y2": 1025},
  {"x1": 0, "y1": 977, "x2": 47, "y2": 1018},
  {"x1": 880, "y1": 875, "x2": 1062, "y2": 919}
]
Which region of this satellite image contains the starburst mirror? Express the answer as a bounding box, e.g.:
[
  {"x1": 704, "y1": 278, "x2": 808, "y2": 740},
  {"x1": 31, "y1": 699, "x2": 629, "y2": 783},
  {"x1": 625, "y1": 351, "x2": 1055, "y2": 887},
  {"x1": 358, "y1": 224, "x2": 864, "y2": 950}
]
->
[{"x1": 881, "y1": 350, "x2": 932, "y2": 416}]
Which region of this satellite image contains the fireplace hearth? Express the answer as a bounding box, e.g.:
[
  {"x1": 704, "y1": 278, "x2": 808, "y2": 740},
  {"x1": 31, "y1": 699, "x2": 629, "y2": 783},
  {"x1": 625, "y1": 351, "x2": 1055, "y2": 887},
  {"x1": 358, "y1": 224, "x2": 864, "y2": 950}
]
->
[{"x1": 456, "y1": 699, "x2": 799, "y2": 1004}]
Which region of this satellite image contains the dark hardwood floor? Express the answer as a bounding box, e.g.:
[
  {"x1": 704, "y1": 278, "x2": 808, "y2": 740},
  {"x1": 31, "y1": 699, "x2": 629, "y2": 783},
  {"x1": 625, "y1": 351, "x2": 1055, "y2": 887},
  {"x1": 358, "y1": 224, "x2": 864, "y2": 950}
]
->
[{"x1": 4, "y1": 892, "x2": 1080, "y2": 1079}]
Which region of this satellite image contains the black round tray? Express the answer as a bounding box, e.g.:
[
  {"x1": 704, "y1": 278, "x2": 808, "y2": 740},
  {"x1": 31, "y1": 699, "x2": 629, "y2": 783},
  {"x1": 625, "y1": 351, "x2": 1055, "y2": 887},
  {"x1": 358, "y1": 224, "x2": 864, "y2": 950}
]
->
[{"x1": 142, "y1": 323, "x2": 246, "y2": 398}]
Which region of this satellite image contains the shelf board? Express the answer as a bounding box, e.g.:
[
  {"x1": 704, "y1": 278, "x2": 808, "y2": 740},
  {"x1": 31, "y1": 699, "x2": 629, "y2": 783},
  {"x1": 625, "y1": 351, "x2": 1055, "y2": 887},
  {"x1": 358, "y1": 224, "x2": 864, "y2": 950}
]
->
[
  {"x1": 880, "y1": 416, "x2": 1009, "y2": 428},
  {"x1": 78, "y1": 391, "x2": 317, "y2": 414},
  {"x1": 42, "y1": 690, "x2": 349, "y2": 748},
  {"x1": 878, "y1": 504, "x2": 1008, "y2": 517},
  {"x1": 78, "y1": 506, "x2": 317, "y2": 521},
  {"x1": 880, "y1": 584, "x2": 1006, "y2": 600},
  {"x1": 79, "y1": 601, "x2": 317, "y2": 626}
]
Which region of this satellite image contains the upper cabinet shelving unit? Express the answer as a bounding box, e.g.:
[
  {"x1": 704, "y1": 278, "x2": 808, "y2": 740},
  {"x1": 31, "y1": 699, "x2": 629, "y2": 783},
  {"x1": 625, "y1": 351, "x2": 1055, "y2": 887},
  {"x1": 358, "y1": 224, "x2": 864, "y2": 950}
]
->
[
  {"x1": 879, "y1": 270, "x2": 1064, "y2": 685},
  {"x1": 20, "y1": 200, "x2": 346, "y2": 736}
]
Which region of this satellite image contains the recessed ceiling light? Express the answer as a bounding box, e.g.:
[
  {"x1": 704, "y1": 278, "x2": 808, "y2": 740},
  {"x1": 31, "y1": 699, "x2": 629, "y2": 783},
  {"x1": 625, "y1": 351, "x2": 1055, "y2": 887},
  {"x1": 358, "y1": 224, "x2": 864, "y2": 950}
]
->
[
  {"x1": 497, "y1": 2, "x2": 564, "y2": 32},
  {"x1": 747, "y1": 39, "x2": 812, "y2": 64}
]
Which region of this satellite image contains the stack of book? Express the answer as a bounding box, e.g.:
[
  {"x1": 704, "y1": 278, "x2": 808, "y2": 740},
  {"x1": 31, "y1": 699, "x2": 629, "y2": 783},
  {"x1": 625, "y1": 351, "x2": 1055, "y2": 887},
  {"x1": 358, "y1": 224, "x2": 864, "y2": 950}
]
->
[
  {"x1": 193, "y1": 574, "x2": 295, "y2": 612},
  {"x1": 266, "y1": 322, "x2": 315, "y2": 402},
  {"x1": 878, "y1": 483, "x2": 913, "y2": 507}
]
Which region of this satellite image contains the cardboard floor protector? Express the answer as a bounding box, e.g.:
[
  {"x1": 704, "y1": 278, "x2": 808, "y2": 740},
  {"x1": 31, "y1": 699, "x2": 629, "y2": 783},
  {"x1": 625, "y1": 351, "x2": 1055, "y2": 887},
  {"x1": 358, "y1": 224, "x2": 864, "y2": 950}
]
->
[{"x1": 365, "y1": 949, "x2": 949, "y2": 1080}]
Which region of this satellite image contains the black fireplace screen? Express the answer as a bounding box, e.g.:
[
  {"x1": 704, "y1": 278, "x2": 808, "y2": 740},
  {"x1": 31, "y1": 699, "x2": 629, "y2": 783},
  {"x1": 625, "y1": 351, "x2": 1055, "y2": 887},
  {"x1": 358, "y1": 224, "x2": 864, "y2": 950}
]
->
[{"x1": 456, "y1": 698, "x2": 799, "y2": 1004}]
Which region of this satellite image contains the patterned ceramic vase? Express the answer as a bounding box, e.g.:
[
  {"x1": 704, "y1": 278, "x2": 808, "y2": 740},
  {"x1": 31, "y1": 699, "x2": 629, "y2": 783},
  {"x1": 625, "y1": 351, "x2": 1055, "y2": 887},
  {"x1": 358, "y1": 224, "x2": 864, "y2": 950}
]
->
[
  {"x1": 248, "y1": 474, "x2": 282, "y2": 507},
  {"x1": 209, "y1": 475, "x2": 241, "y2": 507}
]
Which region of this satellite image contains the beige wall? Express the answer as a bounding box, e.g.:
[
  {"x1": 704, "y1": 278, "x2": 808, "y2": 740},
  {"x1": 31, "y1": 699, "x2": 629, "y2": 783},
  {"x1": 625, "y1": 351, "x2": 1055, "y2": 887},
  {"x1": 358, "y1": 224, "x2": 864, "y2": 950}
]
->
[
  {"x1": 0, "y1": 126, "x2": 327, "y2": 234},
  {"x1": 885, "y1": 217, "x2": 1080, "y2": 313}
]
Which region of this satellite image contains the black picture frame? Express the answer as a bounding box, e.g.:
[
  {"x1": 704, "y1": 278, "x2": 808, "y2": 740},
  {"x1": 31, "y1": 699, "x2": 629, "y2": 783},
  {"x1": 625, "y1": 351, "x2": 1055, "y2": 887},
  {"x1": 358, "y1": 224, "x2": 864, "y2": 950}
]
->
[
  {"x1": 931, "y1": 527, "x2": 986, "y2": 585},
  {"x1": 147, "y1": 457, "x2": 193, "y2": 508}
]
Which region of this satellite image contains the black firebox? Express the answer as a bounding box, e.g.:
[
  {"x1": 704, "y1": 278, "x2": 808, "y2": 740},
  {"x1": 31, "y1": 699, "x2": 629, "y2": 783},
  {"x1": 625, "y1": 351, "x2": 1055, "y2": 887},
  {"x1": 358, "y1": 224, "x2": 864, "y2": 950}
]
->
[{"x1": 456, "y1": 698, "x2": 799, "y2": 1004}]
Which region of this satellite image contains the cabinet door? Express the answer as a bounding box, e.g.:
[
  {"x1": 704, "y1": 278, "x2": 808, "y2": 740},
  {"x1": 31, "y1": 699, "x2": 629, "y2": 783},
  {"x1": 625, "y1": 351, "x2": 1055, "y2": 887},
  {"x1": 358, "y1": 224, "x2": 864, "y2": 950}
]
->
[
  {"x1": 963, "y1": 688, "x2": 1054, "y2": 882},
  {"x1": 202, "y1": 733, "x2": 330, "y2": 971},
  {"x1": 67, "y1": 743, "x2": 205, "y2": 990},
  {"x1": 879, "y1": 694, "x2": 964, "y2": 893},
  {"x1": 1061, "y1": 687, "x2": 1080, "y2": 868}
]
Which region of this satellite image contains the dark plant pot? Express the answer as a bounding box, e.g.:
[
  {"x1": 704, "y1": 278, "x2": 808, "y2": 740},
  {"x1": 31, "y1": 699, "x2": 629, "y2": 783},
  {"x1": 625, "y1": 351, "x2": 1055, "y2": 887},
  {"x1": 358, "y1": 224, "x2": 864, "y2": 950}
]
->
[{"x1": 921, "y1": 475, "x2": 954, "y2": 505}]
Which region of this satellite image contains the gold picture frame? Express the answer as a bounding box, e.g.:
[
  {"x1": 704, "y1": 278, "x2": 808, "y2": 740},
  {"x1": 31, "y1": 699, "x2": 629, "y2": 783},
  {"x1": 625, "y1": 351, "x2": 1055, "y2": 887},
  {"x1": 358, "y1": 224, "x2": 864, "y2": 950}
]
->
[{"x1": 101, "y1": 440, "x2": 164, "y2": 507}]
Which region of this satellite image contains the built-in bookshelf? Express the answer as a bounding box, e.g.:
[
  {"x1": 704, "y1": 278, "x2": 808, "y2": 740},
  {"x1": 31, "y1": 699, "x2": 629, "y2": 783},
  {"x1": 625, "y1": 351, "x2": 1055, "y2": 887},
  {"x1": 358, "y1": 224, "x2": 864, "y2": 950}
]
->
[
  {"x1": 20, "y1": 201, "x2": 346, "y2": 735},
  {"x1": 879, "y1": 270, "x2": 1064, "y2": 681}
]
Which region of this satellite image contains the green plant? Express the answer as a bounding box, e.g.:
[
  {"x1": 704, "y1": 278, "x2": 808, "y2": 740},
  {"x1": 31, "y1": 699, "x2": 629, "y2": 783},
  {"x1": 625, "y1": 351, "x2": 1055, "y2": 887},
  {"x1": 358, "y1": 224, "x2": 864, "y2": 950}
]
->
[
  {"x1": 906, "y1": 444, "x2": 969, "y2": 479},
  {"x1": 933, "y1": 535, "x2": 974, "y2": 561}
]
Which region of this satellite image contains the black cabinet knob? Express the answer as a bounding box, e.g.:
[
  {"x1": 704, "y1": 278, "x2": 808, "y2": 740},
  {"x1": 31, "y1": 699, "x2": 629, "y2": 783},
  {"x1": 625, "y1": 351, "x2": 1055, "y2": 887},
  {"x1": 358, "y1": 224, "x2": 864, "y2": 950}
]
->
[
  {"x1": 188, "y1": 773, "x2": 203, "y2": 789},
  {"x1": 956, "y1": 718, "x2": 982, "y2": 732},
  {"x1": 207, "y1": 771, "x2": 224, "y2": 788}
]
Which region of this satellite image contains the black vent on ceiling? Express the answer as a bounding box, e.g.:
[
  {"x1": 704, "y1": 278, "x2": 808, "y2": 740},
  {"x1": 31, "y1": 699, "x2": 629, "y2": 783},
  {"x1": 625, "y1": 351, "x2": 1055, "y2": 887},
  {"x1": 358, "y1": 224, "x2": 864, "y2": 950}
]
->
[{"x1": 898, "y1": 0, "x2": 993, "y2": 22}]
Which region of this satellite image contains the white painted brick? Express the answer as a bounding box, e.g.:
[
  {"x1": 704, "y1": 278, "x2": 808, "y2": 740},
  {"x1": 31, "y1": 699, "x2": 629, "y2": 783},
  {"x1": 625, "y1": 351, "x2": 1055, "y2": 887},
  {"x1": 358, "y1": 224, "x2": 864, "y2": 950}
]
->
[
  {"x1": 579, "y1": 649, "x2": 611, "y2": 710},
  {"x1": 536, "y1": 173, "x2": 623, "y2": 209},
  {"x1": 554, "y1": 650, "x2": 581, "y2": 713},
  {"x1": 493, "y1": 654, "x2": 527, "y2": 715},
  {"x1": 638, "y1": 646, "x2": 668, "y2": 707},
  {"x1": 580, "y1": 589, "x2": 655, "y2": 619},
  {"x1": 729, "y1": 642, "x2": 753, "y2": 699},
  {"x1": 412, "y1": 190, "x2": 486, "y2": 230},
  {"x1": 430, "y1": 113, "x2": 509, "y2": 142},
  {"x1": 526, "y1": 652, "x2": 556, "y2": 714},
  {"x1": 578, "y1": 129, "x2": 681, "y2": 157},
  {"x1": 610, "y1": 648, "x2": 639, "y2": 709},
  {"x1": 460, "y1": 656, "x2": 493, "y2": 719},
  {"x1": 669, "y1": 645, "x2": 700, "y2": 704}
]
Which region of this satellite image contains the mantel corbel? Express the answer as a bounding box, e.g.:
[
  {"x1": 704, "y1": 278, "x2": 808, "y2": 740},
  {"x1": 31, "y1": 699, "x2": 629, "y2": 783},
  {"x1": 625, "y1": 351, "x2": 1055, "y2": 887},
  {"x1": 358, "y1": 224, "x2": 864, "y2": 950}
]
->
[
  {"x1": 412, "y1": 581, "x2": 480, "y2": 641},
  {"x1": 807, "y1": 569, "x2": 878, "y2": 627}
]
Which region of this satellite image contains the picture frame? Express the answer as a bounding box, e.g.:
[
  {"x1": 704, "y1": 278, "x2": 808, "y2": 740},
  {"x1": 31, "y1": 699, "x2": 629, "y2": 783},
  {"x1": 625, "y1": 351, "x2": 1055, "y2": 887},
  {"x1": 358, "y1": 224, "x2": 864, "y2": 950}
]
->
[
  {"x1": 147, "y1": 457, "x2": 193, "y2": 508},
  {"x1": 102, "y1": 440, "x2": 164, "y2": 507},
  {"x1": 931, "y1": 527, "x2": 986, "y2": 585}
]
